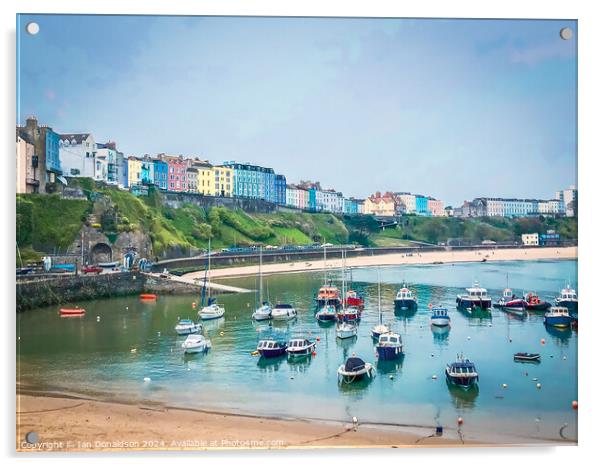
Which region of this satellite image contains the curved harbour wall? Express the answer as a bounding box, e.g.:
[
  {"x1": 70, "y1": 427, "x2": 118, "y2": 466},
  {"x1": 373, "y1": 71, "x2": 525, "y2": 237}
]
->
[{"x1": 16, "y1": 272, "x2": 201, "y2": 312}]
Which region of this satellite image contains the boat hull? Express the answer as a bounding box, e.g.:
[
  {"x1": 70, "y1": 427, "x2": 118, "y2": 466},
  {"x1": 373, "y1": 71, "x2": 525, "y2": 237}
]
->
[
  {"x1": 456, "y1": 297, "x2": 492, "y2": 310},
  {"x1": 337, "y1": 363, "x2": 373, "y2": 383},
  {"x1": 544, "y1": 315, "x2": 573, "y2": 328},
  {"x1": 345, "y1": 297, "x2": 364, "y2": 308},
  {"x1": 446, "y1": 373, "x2": 478, "y2": 388},
  {"x1": 258, "y1": 347, "x2": 287, "y2": 358},
  {"x1": 175, "y1": 325, "x2": 202, "y2": 335},
  {"x1": 376, "y1": 345, "x2": 403, "y2": 360},
  {"x1": 526, "y1": 302, "x2": 551, "y2": 311},
  {"x1": 287, "y1": 345, "x2": 315, "y2": 358},
  {"x1": 336, "y1": 328, "x2": 357, "y2": 339},
  {"x1": 394, "y1": 299, "x2": 417, "y2": 310},
  {"x1": 431, "y1": 316, "x2": 450, "y2": 327}
]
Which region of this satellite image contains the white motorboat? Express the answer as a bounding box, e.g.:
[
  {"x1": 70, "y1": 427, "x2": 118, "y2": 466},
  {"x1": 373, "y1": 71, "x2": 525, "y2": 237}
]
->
[
  {"x1": 337, "y1": 356, "x2": 374, "y2": 383},
  {"x1": 286, "y1": 338, "x2": 316, "y2": 357},
  {"x1": 182, "y1": 334, "x2": 212, "y2": 354},
  {"x1": 197, "y1": 300, "x2": 225, "y2": 320},
  {"x1": 174, "y1": 319, "x2": 202, "y2": 335},
  {"x1": 271, "y1": 303, "x2": 297, "y2": 321},
  {"x1": 336, "y1": 321, "x2": 358, "y2": 339}
]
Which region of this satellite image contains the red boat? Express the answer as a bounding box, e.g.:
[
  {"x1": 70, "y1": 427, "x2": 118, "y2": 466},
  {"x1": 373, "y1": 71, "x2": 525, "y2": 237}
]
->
[
  {"x1": 60, "y1": 308, "x2": 86, "y2": 316},
  {"x1": 82, "y1": 265, "x2": 103, "y2": 274},
  {"x1": 140, "y1": 293, "x2": 158, "y2": 300},
  {"x1": 337, "y1": 305, "x2": 361, "y2": 321},
  {"x1": 344, "y1": 290, "x2": 364, "y2": 309}
]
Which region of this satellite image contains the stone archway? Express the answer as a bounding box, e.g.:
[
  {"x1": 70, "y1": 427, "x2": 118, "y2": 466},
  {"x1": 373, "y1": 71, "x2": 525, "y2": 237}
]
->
[{"x1": 90, "y1": 242, "x2": 113, "y2": 264}]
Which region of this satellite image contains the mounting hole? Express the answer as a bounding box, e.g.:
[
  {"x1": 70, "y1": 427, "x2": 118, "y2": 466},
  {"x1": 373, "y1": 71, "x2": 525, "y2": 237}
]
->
[
  {"x1": 559, "y1": 27, "x2": 573, "y2": 40},
  {"x1": 26, "y1": 22, "x2": 40, "y2": 35}
]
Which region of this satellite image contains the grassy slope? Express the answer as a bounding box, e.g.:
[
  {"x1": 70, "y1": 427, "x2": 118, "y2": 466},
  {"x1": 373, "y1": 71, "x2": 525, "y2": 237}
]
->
[{"x1": 16, "y1": 181, "x2": 577, "y2": 259}]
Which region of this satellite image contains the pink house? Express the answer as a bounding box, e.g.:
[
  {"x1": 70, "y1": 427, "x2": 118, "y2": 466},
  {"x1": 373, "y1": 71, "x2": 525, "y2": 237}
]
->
[
  {"x1": 428, "y1": 198, "x2": 445, "y2": 216},
  {"x1": 163, "y1": 155, "x2": 189, "y2": 192}
]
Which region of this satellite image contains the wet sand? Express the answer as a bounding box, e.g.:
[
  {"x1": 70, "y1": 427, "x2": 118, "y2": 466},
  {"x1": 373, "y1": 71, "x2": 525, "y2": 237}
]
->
[
  {"x1": 183, "y1": 246, "x2": 577, "y2": 281},
  {"x1": 17, "y1": 393, "x2": 477, "y2": 452}
]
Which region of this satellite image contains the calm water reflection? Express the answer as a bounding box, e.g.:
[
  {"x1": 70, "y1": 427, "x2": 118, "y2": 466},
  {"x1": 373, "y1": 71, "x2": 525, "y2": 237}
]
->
[{"x1": 17, "y1": 259, "x2": 577, "y2": 442}]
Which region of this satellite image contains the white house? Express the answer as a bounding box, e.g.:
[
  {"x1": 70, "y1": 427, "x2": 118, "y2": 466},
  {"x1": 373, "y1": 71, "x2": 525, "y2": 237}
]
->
[
  {"x1": 395, "y1": 193, "x2": 416, "y2": 214},
  {"x1": 59, "y1": 133, "x2": 96, "y2": 178},
  {"x1": 521, "y1": 233, "x2": 539, "y2": 246}
]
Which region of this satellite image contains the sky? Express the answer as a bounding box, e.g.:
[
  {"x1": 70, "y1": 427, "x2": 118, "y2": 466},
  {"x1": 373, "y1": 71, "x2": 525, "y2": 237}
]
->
[{"x1": 17, "y1": 15, "x2": 577, "y2": 205}]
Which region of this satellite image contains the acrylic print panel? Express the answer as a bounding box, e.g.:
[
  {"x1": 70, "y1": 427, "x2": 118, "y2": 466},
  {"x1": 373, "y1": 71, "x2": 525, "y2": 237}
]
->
[{"x1": 16, "y1": 14, "x2": 578, "y2": 452}]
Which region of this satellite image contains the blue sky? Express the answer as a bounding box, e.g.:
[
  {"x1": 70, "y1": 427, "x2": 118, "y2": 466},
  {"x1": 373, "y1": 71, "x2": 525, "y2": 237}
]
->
[{"x1": 17, "y1": 15, "x2": 577, "y2": 205}]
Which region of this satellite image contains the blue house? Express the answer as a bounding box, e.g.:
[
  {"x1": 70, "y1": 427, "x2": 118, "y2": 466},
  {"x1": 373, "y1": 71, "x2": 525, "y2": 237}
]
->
[
  {"x1": 275, "y1": 174, "x2": 287, "y2": 205},
  {"x1": 415, "y1": 195, "x2": 429, "y2": 215},
  {"x1": 152, "y1": 159, "x2": 168, "y2": 190},
  {"x1": 45, "y1": 129, "x2": 61, "y2": 178}
]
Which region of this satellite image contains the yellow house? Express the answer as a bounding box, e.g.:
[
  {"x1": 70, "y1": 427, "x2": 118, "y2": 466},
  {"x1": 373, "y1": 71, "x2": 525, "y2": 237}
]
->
[
  {"x1": 192, "y1": 161, "x2": 214, "y2": 195},
  {"x1": 212, "y1": 166, "x2": 233, "y2": 197},
  {"x1": 127, "y1": 157, "x2": 142, "y2": 187}
]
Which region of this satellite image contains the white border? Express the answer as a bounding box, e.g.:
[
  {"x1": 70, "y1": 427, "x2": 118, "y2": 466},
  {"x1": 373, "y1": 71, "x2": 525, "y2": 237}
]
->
[{"x1": 3, "y1": 1, "x2": 601, "y2": 465}]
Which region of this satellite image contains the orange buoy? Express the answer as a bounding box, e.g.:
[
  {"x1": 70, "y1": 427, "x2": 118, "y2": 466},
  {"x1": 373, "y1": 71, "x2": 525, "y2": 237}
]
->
[
  {"x1": 140, "y1": 294, "x2": 157, "y2": 300},
  {"x1": 457, "y1": 417, "x2": 464, "y2": 425},
  {"x1": 192, "y1": 302, "x2": 197, "y2": 308},
  {"x1": 316, "y1": 337, "x2": 321, "y2": 342},
  {"x1": 572, "y1": 400, "x2": 578, "y2": 410},
  {"x1": 540, "y1": 338, "x2": 546, "y2": 345},
  {"x1": 60, "y1": 308, "x2": 86, "y2": 316},
  {"x1": 311, "y1": 351, "x2": 317, "y2": 357}
]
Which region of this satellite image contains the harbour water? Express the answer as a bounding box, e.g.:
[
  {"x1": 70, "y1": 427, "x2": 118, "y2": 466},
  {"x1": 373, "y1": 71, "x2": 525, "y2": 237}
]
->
[{"x1": 17, "y1": 259, "x2": 578, "y2": 443}]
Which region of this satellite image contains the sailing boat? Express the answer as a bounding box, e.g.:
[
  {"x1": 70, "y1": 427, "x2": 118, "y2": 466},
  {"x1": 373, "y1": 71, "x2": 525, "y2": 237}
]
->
[
  {"x1": 336, "y1": 249, "x2": 358, "y2": 339},
  {"x1": 337, "y1": 249, "x2": 361, "y2": 321},
  {"x1": 371, "y1": 268, "x2": 390, "y2": 339},
  {"x1": 252, "y1": 246, "x2": 272, "y2": 321},
  {"x1": 315, "y1": 245, "x2": 341, "y2": 309},
  {"x1": 198, "y1": 238, "x2": 226, "y2": 320}
]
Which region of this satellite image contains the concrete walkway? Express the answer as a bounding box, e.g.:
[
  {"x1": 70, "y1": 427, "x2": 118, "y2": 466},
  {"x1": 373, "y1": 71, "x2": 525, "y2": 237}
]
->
[{"x1": 146, "y1": 272, "x2": 252, "y2": 294}]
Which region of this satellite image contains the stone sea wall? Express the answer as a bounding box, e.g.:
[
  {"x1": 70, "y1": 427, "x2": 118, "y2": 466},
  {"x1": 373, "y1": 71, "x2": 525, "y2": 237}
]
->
[{"x1": 16, "y1": 272, "x2": 201, "y2": 312}]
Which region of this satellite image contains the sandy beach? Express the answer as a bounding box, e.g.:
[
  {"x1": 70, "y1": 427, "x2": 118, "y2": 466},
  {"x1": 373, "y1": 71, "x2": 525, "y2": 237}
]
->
[
  {"x1": 17, "y1": 393, "x2": 477, "y2": 452},
  {"x1": 184, "y1": 246, "x2": 577, "y2": 281}
]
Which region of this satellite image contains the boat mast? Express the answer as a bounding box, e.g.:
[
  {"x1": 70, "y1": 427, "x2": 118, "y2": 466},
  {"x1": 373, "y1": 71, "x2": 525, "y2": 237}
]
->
[
  {"x1": 323, "y1": 245, "x2": 327, "y2": 285},
  {"x1": 207, "y1": 238, "x2": 211, "y2": 300},
  {"x1": 341, "y1": 248, "x2": 346, "y2": 309},
  {"x1": 259, "y1": 246, "x2": 263, "y2": 304},
  {"x1": 377, "y1": 267, "x2": 382, "y2": 325}
]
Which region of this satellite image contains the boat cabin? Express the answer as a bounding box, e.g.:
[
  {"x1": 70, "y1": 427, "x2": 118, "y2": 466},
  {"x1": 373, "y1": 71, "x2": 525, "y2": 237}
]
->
[
  {"x1": 432, "y1": 308, "x2": 448, "y2": 317},
  {"x1": 465, "y1": 284, "x2": 489, "y2": 298},
  {"x1": 257, "y1": 339, "x2": 285, "y2": 350},
  {"x1": 447, "y1": 360, "x2": 478, "y2": 376},
  {"x1": 378, "y1": 333, "x2": 401, "y2": 347},
  {"x1": 560, "y1": 289, "x2": 577, "y2": 300},
  {"x1": 396, "y1": 288, "x2": 414, "y2": 300},
  {"x1": 288, "y1": 338, "x2": 311, "y2": 348},
  {"x1": 502, "y1": 288, "x2": 514, "y2": 299},
  {"x1": 274, "y1": 303, "x2": 293, "y2": 309},
  {"x1": 548, "y1": 306, "x2": 570, "y2": 317}
]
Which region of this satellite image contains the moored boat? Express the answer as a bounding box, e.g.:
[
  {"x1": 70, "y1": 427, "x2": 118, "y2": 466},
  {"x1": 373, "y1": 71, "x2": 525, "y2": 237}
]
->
[
  {"x1": 544, "y1": 306, "x2": 573, "y2": 328},
  {"x1": 315, "y1": 304, "x2": 337, "y2": 322},
  {"x1": 555, "y1": 287, "x2": 578, "y2": 313},
  {"x1": 344, "y1": 290, "x2": 364, "y2": 309},
  {"x1": 175, "y1": 319, "x2": 202, "y2": 335},
  {"x1": 337, "y1": 305, "x2": 361, "y2": 321},
  {"x1": 445, "y1": 356, "x2": 479, "y2": 388},
  {"x1": 139, "y1": 293, "x2": 157, "y2": 300},
  {"x1": 513, "y1": 352, "x2": 541, "y2": 362},
  {"x1": 493, "y1": 288, "x2": 527, "y2": 310},
  {"x1": 371, "y1": 268, "x2": 390, "y2": 339},
  {"x1": 376, "y1": 332, "x2": 403, "y2": 360},
  {"x1": 271, "y1": 303, "x2": 297, "y2": 321},
  {"x1": 59, "y1": 308, "x2": 86, "y2": 316},
  {"x1": 182, "y1": 334, "x2": 212, "y2": 353},
  {"x1": 252, "y1": 302, "x2": 273, "y2": 321},
  {"x1": 394, "y1": 285, "x2": 417, "y2": 310},
  {"x1": 197, "y1": 299, "x2": 226, "y2": 320},
  {"x1": 286, "y1": 338, "x2": 315, "y2": 358},
  {"x1": 524, "y1": 292, "x2": 551, "y2": 311},
  {"x1": 315, "y1": 285, "x2": 342, "y2": 308},
  {"x1": 430, "y1": 306, "x2": 450, "y2": 327},
  {"x1": 257, "y1": 338, "x2": 288, "y2": 358},
  {"x1": 337, "y1": 356, "x2": 374, "y2": 383},
  {"x1": 456, "y1": 282, "x2": 492, "y2": 310},
  {"x1": 336, "y1": 321, "x2": 358, "y2": 339}
]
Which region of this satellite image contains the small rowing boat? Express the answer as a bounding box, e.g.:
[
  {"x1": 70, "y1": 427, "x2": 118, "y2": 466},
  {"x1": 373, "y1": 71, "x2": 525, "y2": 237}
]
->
[
  {"x1": 59, "y1": 308, "x2": 86, "y2": 316},
  {"x1": 513, "y1": 352, "x2": 541, "y2": 362}
]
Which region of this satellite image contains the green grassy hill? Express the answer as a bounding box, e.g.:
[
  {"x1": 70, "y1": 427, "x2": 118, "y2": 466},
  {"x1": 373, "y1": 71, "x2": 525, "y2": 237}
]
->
[{"x1": 16, "y1": 180, "x2": 577, "y2": 261}]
